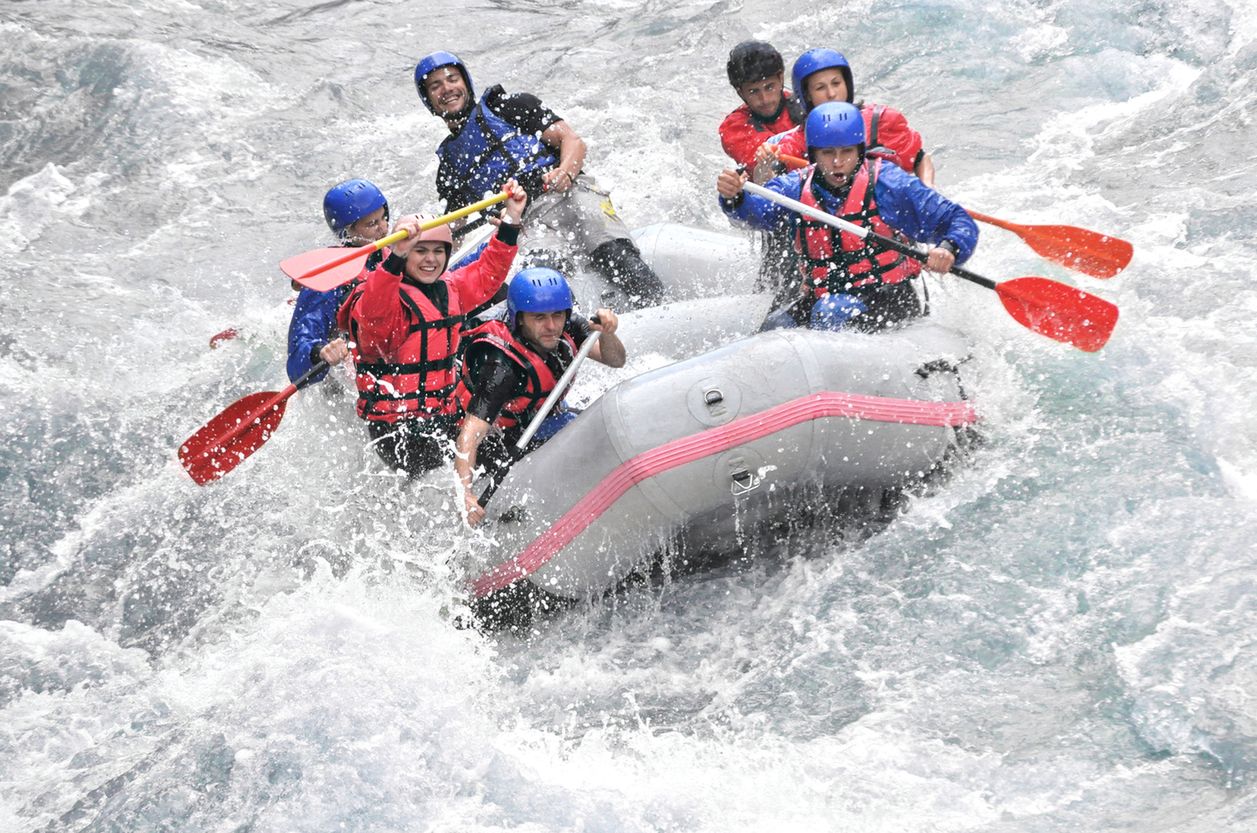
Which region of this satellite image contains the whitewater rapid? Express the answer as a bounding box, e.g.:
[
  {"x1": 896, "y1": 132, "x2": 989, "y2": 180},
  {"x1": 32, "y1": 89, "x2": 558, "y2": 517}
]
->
[{"x1": 3, "y1": 0, "x2": 1257, "y2": 830}]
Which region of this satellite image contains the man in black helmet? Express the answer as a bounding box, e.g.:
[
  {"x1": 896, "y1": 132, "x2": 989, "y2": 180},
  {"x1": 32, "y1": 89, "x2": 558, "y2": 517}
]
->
[
  {"x1": 718, "y1": 40, "x2": 804, "y2": 303},
  {"x1": 412, "y1": 50, "x2": 666, "y2": 311}
]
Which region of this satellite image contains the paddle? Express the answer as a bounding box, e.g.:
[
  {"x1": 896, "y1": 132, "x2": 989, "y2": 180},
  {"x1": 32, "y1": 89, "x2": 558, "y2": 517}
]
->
[
  {"x1": 962, "y1": 210, "x2": 1132, "y2": 279},
  {"x1": 209, "y1": 327, "x2": 239, "y2": 349},
  {"x1": 742, "y1": 181, "x2": 1118, "y2": 352},
  {"x1": 516, "y1": 331, "x2": 600, "y2": 450},
  {"x1": 472, "y1": 331, "x2": 602, "y2": 509},
  {"x1": 773, "y1": 152, "x2": 1131, "y2": 279},
  {"x1": 280, "y1": 190, "x2": 513, "y2": 292},
  {"x1": 179, "y1": 361, "x2": 327, "y2": 485}
]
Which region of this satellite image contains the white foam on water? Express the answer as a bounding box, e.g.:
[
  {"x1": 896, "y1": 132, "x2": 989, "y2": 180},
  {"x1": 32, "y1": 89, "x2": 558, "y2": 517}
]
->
[
  {"x1": 0, "y1": 164, "x2": 103, "y2": 253},
  {"x1": 5, "y1": 0, "x2": 1257, "y2": 830}
]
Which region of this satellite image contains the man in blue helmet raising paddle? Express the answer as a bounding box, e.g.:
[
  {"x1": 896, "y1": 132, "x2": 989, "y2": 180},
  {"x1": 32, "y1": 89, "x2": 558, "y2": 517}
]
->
[
  {"x1": 413, "y1": 50, "x2": 665, "y2": 310},
  {"x1": 453, "y1": 268, "x2": 626, "y2": 525}
]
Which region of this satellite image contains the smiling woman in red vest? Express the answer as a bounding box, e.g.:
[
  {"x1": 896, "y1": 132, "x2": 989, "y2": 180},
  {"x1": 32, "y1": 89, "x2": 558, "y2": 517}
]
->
[{"x1": 337, "y1": 185, "x2": 528, "y2": 477}]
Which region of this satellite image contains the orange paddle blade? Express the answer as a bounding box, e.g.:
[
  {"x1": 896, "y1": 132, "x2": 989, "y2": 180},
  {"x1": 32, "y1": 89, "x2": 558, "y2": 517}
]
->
[
  {"x1": 780, "y1": 153, "x2": 809, "y2": 170},
  {"x1": 280, "y1": 247, "x2": 370, "y2": 293},
  {"x1": 969, "y1": 211, "x2": 1132, "y2": 279},
  {"x1": 179, "y1": 388, "x2": 293, "y2": 485},
  {"x1": 993, "y1": 277, "x2": 1118, "y2": 353},
  {"x1": 774, "y1": 155, "x2": 1133, "y2": 278}
]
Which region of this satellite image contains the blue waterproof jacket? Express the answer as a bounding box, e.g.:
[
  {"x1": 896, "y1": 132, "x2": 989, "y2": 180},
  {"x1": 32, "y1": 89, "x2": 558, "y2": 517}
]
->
[
  {"x1": 285, "y1": 249, "x2": 387, "y2": 385},
  {"x1": 721, "y1": 160, "x2": 978, "y2": 264},
  {"x1": 286, "y1": 282, "x2": 354, "y2": 385}
]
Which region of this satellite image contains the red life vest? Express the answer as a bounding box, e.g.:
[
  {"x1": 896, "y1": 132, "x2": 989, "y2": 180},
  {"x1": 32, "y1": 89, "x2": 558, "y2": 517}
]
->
[
  {"x1": 455, "y1": 319, "x2": 577, "y2": 430},
  {"x1": 342, "y1": 280, "x2": 466, "y2": 423},
  {"x1": 864, "y1": 104, "x2": 924, "y2": 174},
  {"x1": 795, "y1": 158, "x2": 922, "y2": 298}
]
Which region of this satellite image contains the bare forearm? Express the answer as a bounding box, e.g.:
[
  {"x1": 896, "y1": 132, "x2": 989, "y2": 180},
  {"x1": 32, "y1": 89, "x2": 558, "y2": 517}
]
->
[
  {"x1": 542, "y1": 121, "x2": 586, "y2": 180},
  {"x1": 454, "y1": 415, "x2": 493, "y2": 526},
  {"x1": 915, "y1": 152, "x2": 936, "y2": 187},
  {"x1": 593, "y1": 333, "x2": 626, "y2": 368},
  {"x1": 454, "y1": 416, "x2": 492, "y2": 488},
  {"x1": 558, "y1": 133, "x2": 586, "y2": 178}
]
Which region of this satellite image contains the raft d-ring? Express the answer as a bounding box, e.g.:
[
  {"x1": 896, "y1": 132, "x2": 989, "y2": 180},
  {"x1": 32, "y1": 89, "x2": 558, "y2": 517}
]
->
[
  {"x1": 704, "y1": 388, "x2": 724, "y2": 406},
  {"x1": 730, "y1": 469, "x2": 761, "y2": 497}
]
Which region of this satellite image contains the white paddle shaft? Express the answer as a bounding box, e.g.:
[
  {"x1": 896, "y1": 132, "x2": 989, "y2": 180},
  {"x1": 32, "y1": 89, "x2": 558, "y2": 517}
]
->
[
  {"x1": 742, "y1": 181, "x2": 870, "y2": 240},
  {"x1": 515, "y1": 332, "x2": 600, "y2": 450}
]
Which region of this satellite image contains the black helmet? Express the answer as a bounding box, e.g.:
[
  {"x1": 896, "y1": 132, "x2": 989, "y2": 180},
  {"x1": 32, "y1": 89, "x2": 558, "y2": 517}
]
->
[{"x1": 726, "y1": 40, "x2": 784, "y2": 88}]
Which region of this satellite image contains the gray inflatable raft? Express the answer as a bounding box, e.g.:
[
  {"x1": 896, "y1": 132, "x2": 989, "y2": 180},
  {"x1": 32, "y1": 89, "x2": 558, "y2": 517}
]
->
[{"x1": 467, "y1": 322, "x2": 977, "y2": 603}]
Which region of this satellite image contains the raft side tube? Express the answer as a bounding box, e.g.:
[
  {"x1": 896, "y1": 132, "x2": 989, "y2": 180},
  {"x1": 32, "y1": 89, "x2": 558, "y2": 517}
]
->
[
  {"x1": 472, "y1": 324, "x2": 975, "y2": 600},
  {"x1": 631, "y1": 222, "x2": 759, "y2": 299}
]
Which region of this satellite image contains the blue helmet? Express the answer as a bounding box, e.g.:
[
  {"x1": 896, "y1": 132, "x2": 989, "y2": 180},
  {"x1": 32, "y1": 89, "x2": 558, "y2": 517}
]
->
[
  {"x1": 791, "y1": 48, "x2": 854, "y2": 111},
  {"x1": 414, "y1": 51, "x2": 475, "y2": 115},
  {"x1": 323, "y1": 179, "x2": 388, "y2": 238},
  {"x1": 809, "y1": 293, "x2": 867, "y2": 331},
  {"x1": 507, "y1": 267, "x2": 573, "y2": 329},
  {"x1": 805, "y1": 102, "x2": 865, "y2": 150}
]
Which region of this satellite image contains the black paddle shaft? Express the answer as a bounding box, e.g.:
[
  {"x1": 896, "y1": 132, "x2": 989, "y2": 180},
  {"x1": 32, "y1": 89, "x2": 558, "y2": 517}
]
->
[
  {"x1": 293, "y1": 359, "x2": 332, "y2": 391},
  {"x1": 859, "y1": 227, "x2": 998, "y2": 292}
]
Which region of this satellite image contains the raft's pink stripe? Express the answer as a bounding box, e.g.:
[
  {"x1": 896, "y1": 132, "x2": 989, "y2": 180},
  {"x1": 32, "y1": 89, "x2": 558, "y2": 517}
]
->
[{"x1": 471, "y1": 391, "x2": 977, "y2": 597}]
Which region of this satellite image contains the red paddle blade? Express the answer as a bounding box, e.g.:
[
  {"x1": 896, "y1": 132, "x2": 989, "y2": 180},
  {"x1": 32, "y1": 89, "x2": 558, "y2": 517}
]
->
[
  {"x1": 179, "y1": 390, "x2": 290, "y2": 485},
  {"x1": 994, "y1": 277, "x2": 1118, "y2": 353},
  {"x1": 208, "y1": 327, "x2": 239, "y2": 349},
  {"x1": 1015, "y1": 223, "x2": 1133, "y2": 279},
  {"x1": 280, "y1": 248, "x2": 369, "y2": 292}
]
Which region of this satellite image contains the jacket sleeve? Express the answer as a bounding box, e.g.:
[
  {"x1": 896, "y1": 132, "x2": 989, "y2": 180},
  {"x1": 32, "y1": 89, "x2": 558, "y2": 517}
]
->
[
  {"x1": 286, "y1": 287, "x2": 343, "y2": 385},
  {"x1": 446, "y1": 228, "x2": 519, "y2": 310},
  {"x1": 873, "y1": 163, "x2": 979, "y2": 264},
  {"x1": 719, "y1": 107, "x2": 760, "y2": 169},
  {"x1": 720, "y1": 170, "x2": 804, "y2": 233},
  {"x1": 338, "y1": 257, "x2": 411, "y2": 360},
  {"x1": 865, "y1": 105, "x2": 924, "y2": 175},
  {"x1": 464, "y1": 349, "x2": 527, "y2": 425}
]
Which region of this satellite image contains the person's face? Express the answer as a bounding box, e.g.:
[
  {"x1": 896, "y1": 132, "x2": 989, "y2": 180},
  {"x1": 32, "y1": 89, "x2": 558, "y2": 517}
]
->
[
  {"x1": 517, "y1": 310, "x2": 567, "y2": 351},
  {"x1": 344, "y1": 206, "x2": 388, "y2": 245},
  {"x1": 804, "y1": 68, "x2": 849, "y2": 107},
  {"x1": 813, "y1": 145, "x2": 862, "y2": 190},
  {"x1": 736, "y1": 72, "x2": 785, "y2": 119},
  {"x1": 423, "y1": 67, "x2": 469, "y2": 116},
  {"x1": 405, "y1": 242, "x2": 448, "y2": 283}
]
